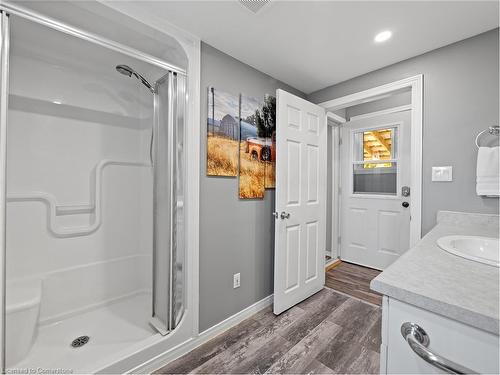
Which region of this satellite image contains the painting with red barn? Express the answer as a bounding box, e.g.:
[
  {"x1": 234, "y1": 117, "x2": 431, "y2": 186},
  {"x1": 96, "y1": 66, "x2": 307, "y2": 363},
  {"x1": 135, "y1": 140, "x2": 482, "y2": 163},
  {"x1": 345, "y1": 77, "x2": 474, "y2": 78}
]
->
[{"x1": 206, "y1": 87, "x2": 240, "y2": 177}]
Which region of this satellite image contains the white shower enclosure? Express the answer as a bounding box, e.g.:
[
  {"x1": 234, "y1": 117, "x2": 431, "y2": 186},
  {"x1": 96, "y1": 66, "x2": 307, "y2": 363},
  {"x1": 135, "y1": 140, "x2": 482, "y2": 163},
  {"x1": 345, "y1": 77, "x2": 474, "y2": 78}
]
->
[{"x1": 0, "y1": 2, "x2": 196, "y2": 373}]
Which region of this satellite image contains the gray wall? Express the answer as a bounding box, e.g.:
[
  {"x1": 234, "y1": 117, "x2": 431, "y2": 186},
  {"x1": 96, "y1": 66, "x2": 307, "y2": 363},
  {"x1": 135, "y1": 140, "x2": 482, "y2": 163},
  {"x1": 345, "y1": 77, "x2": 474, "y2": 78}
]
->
[
  {"x1": 199, "y1": 43, "x2": 304, "y2": 331},
  {"x1": 346, "y1": 90, "x2": 411, "y2": 119},
  {"x1": 309, "y1": 28, "x2": 499, "y2": 235}
]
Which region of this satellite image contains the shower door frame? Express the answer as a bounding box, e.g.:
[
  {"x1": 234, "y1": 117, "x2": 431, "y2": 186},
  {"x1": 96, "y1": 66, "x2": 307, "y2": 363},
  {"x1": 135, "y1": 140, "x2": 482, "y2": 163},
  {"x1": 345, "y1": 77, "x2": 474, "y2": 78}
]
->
[
  {"x1": 150, "y1": 71, "x2": 186, "y2": 335},
  {"x1": 0, "y1": 10, "x2": 9, "y2": 372},
  {"x1": 0, "y1": 2, "x2": 201, "y2": 373}
]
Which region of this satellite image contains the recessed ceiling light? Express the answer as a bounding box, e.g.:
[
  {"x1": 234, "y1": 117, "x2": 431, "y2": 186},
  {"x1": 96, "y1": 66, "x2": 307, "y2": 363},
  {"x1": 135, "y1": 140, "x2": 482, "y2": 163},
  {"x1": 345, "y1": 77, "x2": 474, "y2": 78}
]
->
[{"x1": 374, "y1": 30, "x2": 392, "y2": 43}]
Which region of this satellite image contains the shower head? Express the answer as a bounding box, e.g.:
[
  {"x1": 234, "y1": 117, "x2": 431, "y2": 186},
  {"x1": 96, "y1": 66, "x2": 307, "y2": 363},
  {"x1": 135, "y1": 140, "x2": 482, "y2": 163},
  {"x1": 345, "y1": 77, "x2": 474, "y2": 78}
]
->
[
  {"x1": 116, "y1": 64, "x2": 133, "y2": 77},
  {"x1": 115, "y1": 64, "x2": 155, "y2": 94}
]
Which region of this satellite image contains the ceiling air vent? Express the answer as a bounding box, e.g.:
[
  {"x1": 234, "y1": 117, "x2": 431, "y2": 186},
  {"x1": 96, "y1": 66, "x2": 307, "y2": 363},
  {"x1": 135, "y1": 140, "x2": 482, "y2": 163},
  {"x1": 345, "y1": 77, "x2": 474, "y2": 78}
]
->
[{"x1": 239, "y1": 0, "x2": 271, "y2": 14}]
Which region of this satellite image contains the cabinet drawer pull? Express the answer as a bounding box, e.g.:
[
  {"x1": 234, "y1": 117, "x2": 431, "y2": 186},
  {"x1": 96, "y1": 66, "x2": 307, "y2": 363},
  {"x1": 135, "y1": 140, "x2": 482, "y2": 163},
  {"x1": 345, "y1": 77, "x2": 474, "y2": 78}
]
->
[{"x1": 401, "y1": 322, "x2": 477, "y2": 374}]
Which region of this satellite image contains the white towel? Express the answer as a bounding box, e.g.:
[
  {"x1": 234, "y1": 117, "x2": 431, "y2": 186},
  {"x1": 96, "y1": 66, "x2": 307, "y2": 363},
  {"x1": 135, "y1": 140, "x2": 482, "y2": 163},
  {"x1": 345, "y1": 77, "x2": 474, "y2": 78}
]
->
[{"x1": 476, "y1": 146, "x2": 500, "y2": 196}]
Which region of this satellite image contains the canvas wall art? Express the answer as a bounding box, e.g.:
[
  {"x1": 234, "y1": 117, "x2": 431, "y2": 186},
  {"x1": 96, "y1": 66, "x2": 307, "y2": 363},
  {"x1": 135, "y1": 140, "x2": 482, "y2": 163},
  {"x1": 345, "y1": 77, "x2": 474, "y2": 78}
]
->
[
  {"x1": 263, "y1": 95, "x2": 276, "y2": 189},
  {"x1": 239, "y1": 95, "x2": 265, "y2": 199},
  {"x1": 207, "y1": 87, "x2": 240, "y2": 176}
]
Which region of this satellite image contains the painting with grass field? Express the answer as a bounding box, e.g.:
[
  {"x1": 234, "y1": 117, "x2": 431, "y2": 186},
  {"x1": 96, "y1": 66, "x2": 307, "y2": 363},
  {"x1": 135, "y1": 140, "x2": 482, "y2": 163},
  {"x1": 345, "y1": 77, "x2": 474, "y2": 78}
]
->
[
  {"x1": 239, "y1": 95, "x2": 265, "y2": 199},
  {"x1": 207, "y1": 87, "x2": 240, "y2": 176}
]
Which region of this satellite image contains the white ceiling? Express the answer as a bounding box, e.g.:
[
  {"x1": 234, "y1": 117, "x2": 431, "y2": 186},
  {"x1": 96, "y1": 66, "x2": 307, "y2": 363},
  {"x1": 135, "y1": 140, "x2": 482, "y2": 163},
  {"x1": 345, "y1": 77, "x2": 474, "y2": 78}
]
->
[{"x1": 116, "y1": 1, "x2": 498, "y2": 94}]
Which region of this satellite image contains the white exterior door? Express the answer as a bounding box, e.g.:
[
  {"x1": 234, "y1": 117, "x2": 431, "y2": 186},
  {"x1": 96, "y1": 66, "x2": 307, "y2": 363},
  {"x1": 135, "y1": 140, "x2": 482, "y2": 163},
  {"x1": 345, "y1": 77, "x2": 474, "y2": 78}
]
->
[
  {"x1": 340, "y1": 110, "x2": 411, "y2": 270},
  {"x1": 273, "y1": 89, "x2": 327, "y2": 315}
]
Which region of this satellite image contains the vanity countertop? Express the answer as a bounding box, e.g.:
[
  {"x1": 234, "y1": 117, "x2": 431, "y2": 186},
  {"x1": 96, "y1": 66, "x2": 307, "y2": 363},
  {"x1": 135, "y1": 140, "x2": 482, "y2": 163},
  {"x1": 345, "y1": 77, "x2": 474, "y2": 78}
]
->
[{"x1": 371, "y1": 211, "x2": 499, "y2": 335}]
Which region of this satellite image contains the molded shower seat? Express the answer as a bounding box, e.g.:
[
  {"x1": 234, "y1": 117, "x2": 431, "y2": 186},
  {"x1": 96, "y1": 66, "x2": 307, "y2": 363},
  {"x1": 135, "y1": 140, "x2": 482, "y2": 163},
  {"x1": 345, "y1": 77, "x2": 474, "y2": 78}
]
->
[{"x1": 6, "y1": 279, "x2": 41, "y2": 367}]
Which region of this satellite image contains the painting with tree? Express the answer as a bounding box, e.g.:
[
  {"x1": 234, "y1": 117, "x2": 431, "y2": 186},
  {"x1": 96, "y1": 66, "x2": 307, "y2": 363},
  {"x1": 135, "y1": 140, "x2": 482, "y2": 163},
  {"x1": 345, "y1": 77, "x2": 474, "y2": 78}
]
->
[
  {"x1": 262, "y1": 94, "x2": 276, "y2": 189},
  {"x1": 206, "y1": 87, "x2": 240, "y2": 176},
  {"x1": 239, "y1": 95, "x2": 265, "y2": 199}
]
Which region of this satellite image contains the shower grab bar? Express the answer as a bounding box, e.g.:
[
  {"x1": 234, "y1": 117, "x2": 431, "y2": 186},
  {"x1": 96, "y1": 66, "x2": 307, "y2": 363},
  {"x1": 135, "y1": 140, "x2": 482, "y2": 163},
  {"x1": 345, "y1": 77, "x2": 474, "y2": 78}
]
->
[
  {"x1": 6, "y1": 159, "x2": 151, "y2": 238},
  {"x1": 475, "y1": 125, "x2": 499, "y2": 148}
]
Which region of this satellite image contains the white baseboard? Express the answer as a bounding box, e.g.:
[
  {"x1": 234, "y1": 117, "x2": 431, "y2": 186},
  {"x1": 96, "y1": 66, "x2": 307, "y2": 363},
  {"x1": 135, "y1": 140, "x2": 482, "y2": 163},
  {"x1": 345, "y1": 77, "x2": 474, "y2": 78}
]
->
[
  {"x1": 198, "y1": 294, "x2": 273, "y2": 339},
  {"x1": 131, "y1": 294, "x2": 274, "y2": 374}
]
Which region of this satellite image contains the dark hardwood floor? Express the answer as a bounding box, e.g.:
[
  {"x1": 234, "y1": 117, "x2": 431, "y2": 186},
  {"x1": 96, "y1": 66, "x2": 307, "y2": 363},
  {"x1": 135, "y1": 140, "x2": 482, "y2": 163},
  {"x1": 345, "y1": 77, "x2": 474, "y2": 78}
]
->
[
  {"x1": 325, "y1": 261, "x2": 382, "y2": 306},
  {"x1": 155, "y1": 288, "x2": 381, "y2": 374}
]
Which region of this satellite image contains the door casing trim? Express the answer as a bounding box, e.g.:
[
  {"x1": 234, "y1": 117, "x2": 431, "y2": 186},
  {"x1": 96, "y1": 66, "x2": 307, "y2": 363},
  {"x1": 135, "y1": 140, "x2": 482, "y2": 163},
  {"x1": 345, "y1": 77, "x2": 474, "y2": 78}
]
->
[{"x1": 319, "y1": 74, "x2": 423, "y2": 255}]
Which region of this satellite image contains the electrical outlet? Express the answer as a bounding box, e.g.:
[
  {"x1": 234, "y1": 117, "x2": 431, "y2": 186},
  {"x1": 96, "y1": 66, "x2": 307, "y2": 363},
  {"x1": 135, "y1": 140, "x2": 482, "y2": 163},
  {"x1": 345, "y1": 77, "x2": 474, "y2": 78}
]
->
[{"x1": 233, "y1": 273, "x2": 241, "y2": 289}]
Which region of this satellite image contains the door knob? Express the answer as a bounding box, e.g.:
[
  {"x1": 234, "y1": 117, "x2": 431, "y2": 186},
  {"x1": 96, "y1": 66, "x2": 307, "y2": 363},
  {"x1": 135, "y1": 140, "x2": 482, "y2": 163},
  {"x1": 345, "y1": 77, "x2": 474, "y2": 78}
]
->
[
  {"x1": 402, "y1": 202, "x2": 409, "y2": 208},
  {"x1": 280, "y1": 212, "x2": 290, "y2": 219}
]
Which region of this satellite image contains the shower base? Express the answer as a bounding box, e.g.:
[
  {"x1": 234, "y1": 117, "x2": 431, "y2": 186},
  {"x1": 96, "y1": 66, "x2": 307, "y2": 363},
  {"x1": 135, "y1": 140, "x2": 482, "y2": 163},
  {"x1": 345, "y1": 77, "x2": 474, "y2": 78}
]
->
[{"x1": 9, "y1": 291, "x2": 156, "y2": 373}]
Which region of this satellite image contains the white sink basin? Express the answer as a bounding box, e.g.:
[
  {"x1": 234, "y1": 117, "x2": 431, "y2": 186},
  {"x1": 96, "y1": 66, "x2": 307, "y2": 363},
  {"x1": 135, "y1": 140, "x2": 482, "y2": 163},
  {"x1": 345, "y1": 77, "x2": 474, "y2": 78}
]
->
[{"x1": 437, "y1": 235, "x2": 499, "y2": 267}]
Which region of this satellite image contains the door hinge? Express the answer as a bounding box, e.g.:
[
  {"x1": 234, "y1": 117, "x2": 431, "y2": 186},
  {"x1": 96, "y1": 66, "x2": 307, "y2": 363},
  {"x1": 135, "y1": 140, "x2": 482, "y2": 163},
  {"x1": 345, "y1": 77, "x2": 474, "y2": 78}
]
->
[
  {"x1": 338, "y1": 187, "x2": 341, "y2": 195},
  {"x1": 339, "y1": 137, "x2": 342, "y2": 146},
  {"x1": 338, "y1": 236, "x2": 341, "y2": 245}
]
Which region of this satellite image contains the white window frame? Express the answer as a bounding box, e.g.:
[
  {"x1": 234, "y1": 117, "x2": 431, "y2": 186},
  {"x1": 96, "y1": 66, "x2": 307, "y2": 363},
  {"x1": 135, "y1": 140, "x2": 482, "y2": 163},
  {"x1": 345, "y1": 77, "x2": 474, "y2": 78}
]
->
[{"x1": 349, "y1": 122, "x2": 402, "y2": 200}]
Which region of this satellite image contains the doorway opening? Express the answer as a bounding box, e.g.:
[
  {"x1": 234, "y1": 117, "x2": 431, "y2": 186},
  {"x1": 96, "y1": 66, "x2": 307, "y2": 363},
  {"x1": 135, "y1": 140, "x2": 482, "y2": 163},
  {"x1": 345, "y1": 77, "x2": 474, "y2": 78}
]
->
[
  {"x1": 321, "y1": 76, "x2": 423, "y2": 271},
  {"x1": 271, "y1": 76, "x2": 422, "y2": 315}
]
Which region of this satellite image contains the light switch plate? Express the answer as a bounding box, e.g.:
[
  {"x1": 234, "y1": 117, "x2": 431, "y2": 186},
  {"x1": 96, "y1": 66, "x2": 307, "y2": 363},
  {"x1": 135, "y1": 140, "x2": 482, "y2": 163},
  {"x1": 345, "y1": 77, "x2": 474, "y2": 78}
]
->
[
  {"x1": 432, "y1": 166, "x2": 453, "y2": 182},
  {"x1": 233, "y1": 273, "x2": 241, "y2": 288}
]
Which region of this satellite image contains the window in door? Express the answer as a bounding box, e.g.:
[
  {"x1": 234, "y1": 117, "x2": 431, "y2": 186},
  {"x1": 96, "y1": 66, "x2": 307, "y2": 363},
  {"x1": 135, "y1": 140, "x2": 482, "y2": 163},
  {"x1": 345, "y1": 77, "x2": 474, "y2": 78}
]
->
[{"x1": 352, "y1": 126, "x2": 398, "y2": 195}]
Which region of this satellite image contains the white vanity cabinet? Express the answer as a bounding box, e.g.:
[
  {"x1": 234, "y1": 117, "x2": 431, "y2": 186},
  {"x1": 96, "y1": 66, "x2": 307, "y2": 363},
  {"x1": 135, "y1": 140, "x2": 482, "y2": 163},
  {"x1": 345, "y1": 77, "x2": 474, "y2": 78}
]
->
[{"x1": 380, "y1": 296, "x2": 500, "y2": 374}]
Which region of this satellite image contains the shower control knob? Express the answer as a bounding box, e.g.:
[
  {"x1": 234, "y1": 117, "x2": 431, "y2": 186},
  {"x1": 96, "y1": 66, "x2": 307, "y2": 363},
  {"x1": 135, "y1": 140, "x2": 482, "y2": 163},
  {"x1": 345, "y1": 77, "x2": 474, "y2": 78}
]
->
[{"x1": 402, "y1": 201, "x2": 410, "y2": 208}]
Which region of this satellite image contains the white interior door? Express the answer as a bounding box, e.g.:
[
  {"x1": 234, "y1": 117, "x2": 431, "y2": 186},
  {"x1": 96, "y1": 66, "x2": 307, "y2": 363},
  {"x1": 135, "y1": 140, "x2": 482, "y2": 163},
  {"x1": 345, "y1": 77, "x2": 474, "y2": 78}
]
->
[
  {"x1": 340, "y1": 110, "x2": 411, "y2": 270},
  {"x1": 273, "y1": 89, "x2": 327, "y2": 315}
]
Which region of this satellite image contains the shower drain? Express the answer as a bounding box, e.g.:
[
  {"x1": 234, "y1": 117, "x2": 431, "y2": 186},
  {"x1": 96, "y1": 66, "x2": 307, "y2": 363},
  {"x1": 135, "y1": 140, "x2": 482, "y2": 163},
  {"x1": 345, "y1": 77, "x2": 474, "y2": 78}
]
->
[{"x1": 71, "y1": 335, "x2": 90, "y2": 348}]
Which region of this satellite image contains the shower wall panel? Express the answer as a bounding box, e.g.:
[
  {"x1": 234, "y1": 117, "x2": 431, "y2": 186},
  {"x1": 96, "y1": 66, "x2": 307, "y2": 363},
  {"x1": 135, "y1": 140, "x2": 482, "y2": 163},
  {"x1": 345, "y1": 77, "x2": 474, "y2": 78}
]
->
[{"x1": 6, "y1": 17, "x2": 155, "y2": 322}]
